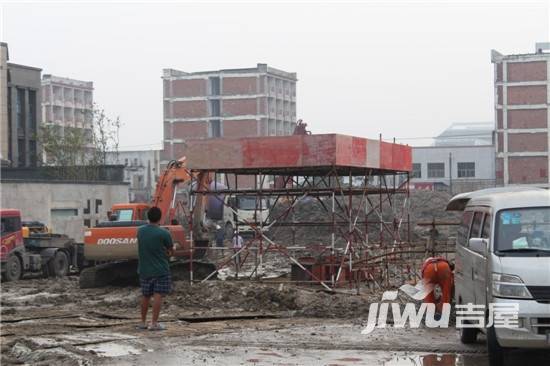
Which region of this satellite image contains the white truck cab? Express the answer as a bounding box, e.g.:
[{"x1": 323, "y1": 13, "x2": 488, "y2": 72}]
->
[
  {"x1": 223, "y1": 195, "x2": 270, "y2": 237},
  {"x1": 447, "y1": 188, "x2": 550, "y2": 366}
]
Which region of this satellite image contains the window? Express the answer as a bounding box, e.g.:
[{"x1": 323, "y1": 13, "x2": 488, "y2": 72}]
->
[
  {"x1": 469, "y1": 212, "x2": 483, "y2": 239},
  {"x1": 51, "y1": 208, "x2": 78, "y2": 217},
  {"x1": 412, "y1": 163, "x2": 421, "y2": 178},
  {"x1": 457, "y1": 211, "x2": 473, "y2": 246},
  {"x1": 95, "y1": 199, "x2": 103, "y2": 214},
  {"x1": 28, "y1": 90, "x2": 36, "y2": 132},
  {"x1": 209, "y1": 77, "x2": 220, "y2": 95},
  {"x1": 210, "y1": 120, "x2": 221, "y2": 138},
  {"x1": 16, "y1": 88, "x2": 25, "y2": 135},
  {"x1": 457, "y1": 162, "x2": 475, "y2": 178},
  {"x1": 427, "y1": 163, "x2": 445, "y2": 178},
  {"x1": 133, "y1": 158, "x2": 138, "y2": 166},
  {"x1": 210, "y1": 100, "x2": 220, "y2": 117},
  {"x1": 113, "y1": 209, "x2": 134, "y2": 221},
  {"x1": 124, "y1": 158, "x2": 128, "y2": 166},
  {"x1": 84, "y1": 199, "x2": 91, "y2": 214},
  {"x1": 1, "y1": 216, "x2": 21, "y2": 236},
  {"x1": 18, "y1": 139, "x2": 25, "y2": 166},
  {"x1": 481, "y1": 214, "x2": 491, "y2": 239},
  {"x1": 84, "y1": 219, "x2": 91, "y2": 228},
  {"x1": 495, "y1": 207, "x2": 550, "y2": 252}
]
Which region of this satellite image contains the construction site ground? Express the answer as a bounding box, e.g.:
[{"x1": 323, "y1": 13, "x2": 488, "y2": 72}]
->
[{"x1": 2, "y1": 276, "x2": 549, "y2": 365}]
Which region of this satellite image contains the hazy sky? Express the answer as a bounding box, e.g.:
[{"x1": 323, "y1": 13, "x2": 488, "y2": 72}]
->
[{"x1": 2, "y1": 1, "x2": 549, "y2": 149}]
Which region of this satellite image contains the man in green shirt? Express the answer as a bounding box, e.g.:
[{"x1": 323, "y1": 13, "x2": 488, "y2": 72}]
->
[{"x1": 136, "y1": 206, "x2": 173, "y2": 331}]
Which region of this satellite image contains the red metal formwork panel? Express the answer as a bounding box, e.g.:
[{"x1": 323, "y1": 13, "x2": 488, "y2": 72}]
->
[
  {"x1": 391, "y1": 143, "x2": 412, "y2": 172},
  {"x1": 379, "y1": 141, "x2": 395, "y2": 170},
  {"x1": 184, "y1": 138, "x2": 244, "y2": 169},
  {"x1": 184, "y1": 134, "x2": 411, "y2": 172},
  {"x1": 243, "y1": 135, "x2": 303, "y2": 168},
  {"x1": 350, "y1": 136, "x2": 367, "y2": 167},
  {"x1": 302, "y1": 134, "x2": 338, "y2": 166}
]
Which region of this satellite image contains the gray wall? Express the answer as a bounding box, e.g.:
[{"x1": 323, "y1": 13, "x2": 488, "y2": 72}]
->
[
  {"x1": 1, "y1": 181, "x2": 129, "y2": 242},
  {"x1": 411, "y1": 145, "x2": 496, "y2": 193}
]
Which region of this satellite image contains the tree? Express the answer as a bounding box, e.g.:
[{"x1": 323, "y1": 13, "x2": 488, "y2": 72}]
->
[
  {"x1": 38, "y1": 104, "x2": 121, "y2": 179},
  {"x1": 89, "y1": 106, "x2": 121, "y2": 166}
]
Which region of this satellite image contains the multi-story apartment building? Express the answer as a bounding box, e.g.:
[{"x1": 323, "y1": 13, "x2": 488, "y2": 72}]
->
[
  {"x1": 161, "y1": 63, "x2": 297, "y2": 163},
  {"x1": 41, "y1": 74, "x2": 94, "y2": 137},
  {"x1": 0, "y1": 43, "x2": 42, "y2": 167},
  {"x1": 492, "y1": 42, "x2": 550, "y2": 187}
]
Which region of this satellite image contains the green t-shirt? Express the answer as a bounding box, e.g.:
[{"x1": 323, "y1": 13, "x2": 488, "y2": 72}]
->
[{"x1": 137, "y1": 224, "x2": 173, "y2": 278}]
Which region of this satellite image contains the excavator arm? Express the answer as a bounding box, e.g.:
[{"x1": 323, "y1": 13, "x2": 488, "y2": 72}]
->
[{"x1": 151, "y1": 157, "x2": 211, "y2": 240}]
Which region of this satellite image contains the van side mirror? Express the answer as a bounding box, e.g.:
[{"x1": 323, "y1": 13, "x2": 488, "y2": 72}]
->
[{"x1": 469, "y1": 238, "x2": 488, "y2": 254}]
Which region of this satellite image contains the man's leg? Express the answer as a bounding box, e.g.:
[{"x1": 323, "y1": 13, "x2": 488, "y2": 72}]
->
[
  {"x1": 141, "y1": 296, "x2": 151, "y2": 324},
  {"x1": 138, "y1": 277, "x2": 153, "y2": 329},
  {"x1": 149, "y1": 275, "x2": 172, "y2": 330},
  {"x1": 151, "y1": 293, "x2": 163, "y2": 326}
]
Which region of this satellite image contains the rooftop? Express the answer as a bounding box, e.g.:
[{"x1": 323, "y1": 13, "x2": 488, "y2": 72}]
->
[
  {"x1": 491, "y1": 42, "x2": 550, "y2": 62},
  {"x1": 42, "y1": 74, "x2": 94, "y2": 89},
  {"x1": 433, "y1": 122, "x2": 493, "y2": 147},
  {"x1": 162, "y1": 63, "x2": 297, "y2": 81}
]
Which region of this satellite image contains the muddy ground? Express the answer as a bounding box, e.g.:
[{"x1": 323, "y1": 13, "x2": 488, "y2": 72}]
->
[
  {"x1": 1, "y1": 277, "x2": 549, "y2": 365},
  {"x1": 0, "y1": 276, "x2": 378, "y2": 365}
]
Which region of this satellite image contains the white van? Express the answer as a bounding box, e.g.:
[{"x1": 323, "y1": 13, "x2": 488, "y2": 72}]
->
[{"x1": 447, "y1": 188, "x2": 550, "y2": 366}]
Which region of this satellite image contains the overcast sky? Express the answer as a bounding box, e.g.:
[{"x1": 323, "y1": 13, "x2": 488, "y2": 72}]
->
[{"x1": 2, "y1": 1, "x2": 549, "y2": 149}]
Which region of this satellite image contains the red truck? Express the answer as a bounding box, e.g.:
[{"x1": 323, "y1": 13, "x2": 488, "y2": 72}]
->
[{"x1": 1, "y1": 209, "x2": 82, "y2": 281}]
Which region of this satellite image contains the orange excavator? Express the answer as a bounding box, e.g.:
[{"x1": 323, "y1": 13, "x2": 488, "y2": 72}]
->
[{"x1": 79, "y1": 157, "x2": 215, "y2": 288}]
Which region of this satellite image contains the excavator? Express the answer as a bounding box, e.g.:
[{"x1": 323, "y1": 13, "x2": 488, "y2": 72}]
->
[{"x1": 79, "y1": 157, "x2": 215, "y2": 288}]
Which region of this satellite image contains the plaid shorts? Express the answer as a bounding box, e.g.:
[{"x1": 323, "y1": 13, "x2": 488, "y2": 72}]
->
[{"x1": 140, "y1": 274, "x2": 173, "y2": 297}]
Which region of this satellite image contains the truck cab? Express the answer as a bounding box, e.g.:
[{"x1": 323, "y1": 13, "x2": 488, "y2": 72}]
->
[
  {"x1": 1, "y1": 209, "x2": 25, "y2": 270},
  {"x1": 1, "y1": 209, "x2": 78, "y2": 281},
  {"x1": 223, "y1": 195, "x2": 270, "y2": 237}
]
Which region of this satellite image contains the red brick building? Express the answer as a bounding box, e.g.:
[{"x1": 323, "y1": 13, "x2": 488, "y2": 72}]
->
[
  {"x1": 492, "y1": 43, "x2": 550, "y2": 187},
  {"x1": 161, "y1": 64, "x2": 297, "y2": 164}
]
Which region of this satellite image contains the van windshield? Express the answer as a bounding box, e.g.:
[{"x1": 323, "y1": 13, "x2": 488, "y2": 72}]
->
[{"x1": 495, "y1": 207, "x2": 550, "y2": 254}]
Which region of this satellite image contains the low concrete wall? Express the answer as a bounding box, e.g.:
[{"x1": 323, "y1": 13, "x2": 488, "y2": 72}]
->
[{"x1": 1, "y1": 181, "x2": 129, "y2": 242}]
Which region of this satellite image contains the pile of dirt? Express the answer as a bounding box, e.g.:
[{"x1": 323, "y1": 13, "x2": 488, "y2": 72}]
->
[
  {"x1": 266, "y1": 190, "x2": 460, "y2": 246},
  {"x1": 166, "y1": 281, "x2": 376, "y2": 318},
  {"x1": 0, "y1": 276, "x2": 376, "y2": 320}
]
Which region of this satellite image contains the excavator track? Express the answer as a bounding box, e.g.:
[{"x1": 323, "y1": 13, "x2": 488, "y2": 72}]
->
[{"x1": 79, "y1": 259, "x2": 216, "y2": 289}]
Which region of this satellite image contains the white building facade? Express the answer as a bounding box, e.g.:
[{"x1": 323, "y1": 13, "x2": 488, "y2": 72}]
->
[
  {"x1": 106, "y1": 150, "x2": 161, "y2": 203},
  {"x1": 41, "y1": 74, "x2": 93, "y2": 137},
  {"x1": 411, "y1": 145, "x2": 496, "y2": 194}
]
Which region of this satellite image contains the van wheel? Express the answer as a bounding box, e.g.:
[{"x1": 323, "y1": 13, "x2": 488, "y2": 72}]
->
[
  {"x1": 459, "y1": 326, "x2": 478, "y2": 344},
  {"x1": 48, "y1": 251, "x2": 69, "y2": 277},
  {"x1": 487, "y1": 325, "x2": 505, "y2": 366},
  {"x1": 4, "y1": 255, "x2": 22, "y2": 281}
]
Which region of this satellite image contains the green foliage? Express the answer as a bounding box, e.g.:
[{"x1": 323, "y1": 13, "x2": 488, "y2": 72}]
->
[{"x1": 38, "y1": 104, "x2": 121, "y2": 180}]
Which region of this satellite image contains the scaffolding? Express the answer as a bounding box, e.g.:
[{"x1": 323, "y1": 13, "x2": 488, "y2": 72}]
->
[{"x1": 182, "y1": 164, "x2": 434, "y2": 290}]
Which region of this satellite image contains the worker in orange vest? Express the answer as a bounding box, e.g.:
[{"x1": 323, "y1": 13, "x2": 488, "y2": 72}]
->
[{"x1": 421, "y1": 257, "x2": 454, "y2": 314}]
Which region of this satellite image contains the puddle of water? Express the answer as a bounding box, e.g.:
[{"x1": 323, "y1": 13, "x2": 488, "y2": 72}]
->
[
  {"x1": 382, "y1": 353, "x2": 486, "y2": 366},
  {"x1": 57, "y1": 331, "x2": 136, "y2": 343},
  {"x1": 80, "y1": 342, "x2": 142, "y2": 357}
]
